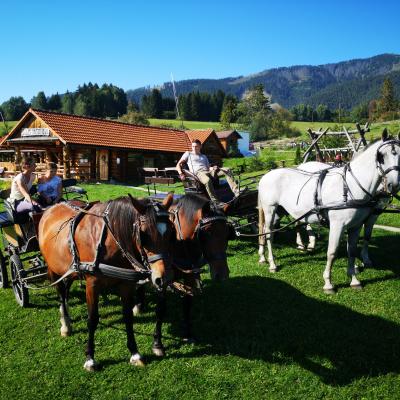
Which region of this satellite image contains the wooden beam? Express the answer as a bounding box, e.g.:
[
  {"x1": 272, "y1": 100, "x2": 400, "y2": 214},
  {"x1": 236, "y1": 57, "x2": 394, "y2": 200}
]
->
[
  {"x1": 343, "y1": 126, "x2": 357, "y2": 153},
  {"x1": 303, "y1": 127, "x2": 329, "y2": 162}
]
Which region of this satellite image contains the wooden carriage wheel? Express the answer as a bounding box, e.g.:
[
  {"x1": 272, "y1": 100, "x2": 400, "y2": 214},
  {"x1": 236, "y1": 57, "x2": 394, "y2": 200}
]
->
[{"x1": 10, "y1": 254, "x2": 29, "y2": 307}]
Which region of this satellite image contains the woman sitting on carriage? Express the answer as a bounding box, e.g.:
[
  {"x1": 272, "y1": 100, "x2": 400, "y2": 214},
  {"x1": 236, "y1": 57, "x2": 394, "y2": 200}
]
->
[
  {"x1": 37, "y1": 162, "x2": 62, "y2": 207},
  {"x1": 7, "y1": 157, "x2": 42, "y2": 214}
]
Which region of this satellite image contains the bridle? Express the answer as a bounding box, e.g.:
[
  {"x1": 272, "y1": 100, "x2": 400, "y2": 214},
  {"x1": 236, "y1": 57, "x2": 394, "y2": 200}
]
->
[
  {"x1": 171, "y1": 205, "x2": 232, "y2": 270},
  {"x1": 375, "y1": 140, "x2": 400, "y2": 187},
  {"x1": 126, "y1": 201, "x2": 172, "y2": 270}
]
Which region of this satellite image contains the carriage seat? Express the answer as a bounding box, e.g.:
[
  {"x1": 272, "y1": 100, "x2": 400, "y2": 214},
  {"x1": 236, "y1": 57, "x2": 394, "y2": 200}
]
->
[
  {"x1": 181, "y1": 169, "x2": 235, "y2": 203},
  {"x1": 62, "y1": 178, "x2": 88, "y2": 201}
]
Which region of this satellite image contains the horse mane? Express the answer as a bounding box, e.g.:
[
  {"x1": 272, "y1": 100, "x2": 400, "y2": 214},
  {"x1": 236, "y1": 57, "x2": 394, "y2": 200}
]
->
[
  {"x1": 176, "y1": 193, "x2": 223, "y2": 221},
  {"x1": 351, "y1": 138, "x2": 381, "y2": 160},
  {"x1": 104, "y1": 196, "x2": 157, "y2": 253}
]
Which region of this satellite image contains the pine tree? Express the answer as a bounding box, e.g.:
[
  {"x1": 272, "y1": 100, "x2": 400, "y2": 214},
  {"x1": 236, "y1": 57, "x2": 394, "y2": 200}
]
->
[
  {"x1": 61, "y1": 91, "x2": 75, "y2": 114},
  {"x1": 220, "y1": 96, "x2": 238, "y2": 129},
  {"x1": 380, "y1": 78, "x2": 397, "y2": 113},
  {"x1": 31, "y1": 91, "x2": 48, "y2": 110},
  {"x1": 47, "y1": 93, "x2": 62, "y2": 111}
]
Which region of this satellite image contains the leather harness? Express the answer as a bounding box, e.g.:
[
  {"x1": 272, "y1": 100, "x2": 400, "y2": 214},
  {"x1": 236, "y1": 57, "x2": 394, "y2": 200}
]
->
[{"x1": 67, "y1": 201, "x2": 171, "y2": 282}]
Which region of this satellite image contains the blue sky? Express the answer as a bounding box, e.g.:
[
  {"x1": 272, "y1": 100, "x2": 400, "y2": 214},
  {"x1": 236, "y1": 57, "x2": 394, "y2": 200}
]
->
[{"x1": 1, "y1": 0, "x2": 400, "y2": 104}]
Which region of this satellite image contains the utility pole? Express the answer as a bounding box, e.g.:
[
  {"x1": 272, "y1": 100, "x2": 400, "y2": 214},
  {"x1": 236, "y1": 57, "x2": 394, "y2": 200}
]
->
[{"x1": 171, "y1": 73, "x2": 184, "y2": 129}]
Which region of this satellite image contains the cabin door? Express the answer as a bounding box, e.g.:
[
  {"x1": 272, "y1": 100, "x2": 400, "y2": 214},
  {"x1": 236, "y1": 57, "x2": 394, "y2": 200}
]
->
[{"x1": 98, "y1": 149, "x2": 109, "y2": 181}]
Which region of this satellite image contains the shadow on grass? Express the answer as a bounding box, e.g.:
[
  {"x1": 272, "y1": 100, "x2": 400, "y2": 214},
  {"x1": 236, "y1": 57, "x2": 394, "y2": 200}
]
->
[
  {"x1": 360, "y1": 233, "x2": 400, "y2": 275},
  {"x1": 155, "y1": 275, "x2": 400, "y2": 387}
]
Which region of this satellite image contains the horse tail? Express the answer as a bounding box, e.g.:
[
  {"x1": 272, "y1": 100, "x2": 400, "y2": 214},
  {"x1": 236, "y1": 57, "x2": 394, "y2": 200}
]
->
[{"x1": 258, "y1": 195, "x2": 265, "y2": 246}]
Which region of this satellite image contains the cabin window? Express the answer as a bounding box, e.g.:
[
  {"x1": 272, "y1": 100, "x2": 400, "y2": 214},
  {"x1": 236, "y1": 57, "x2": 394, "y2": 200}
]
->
[
  {"x1": 143, "y1": 157, "x2": 155, "y2": 167},
  {"x1": 76, "y1": 152, "x2": 90, "y2": 165}
]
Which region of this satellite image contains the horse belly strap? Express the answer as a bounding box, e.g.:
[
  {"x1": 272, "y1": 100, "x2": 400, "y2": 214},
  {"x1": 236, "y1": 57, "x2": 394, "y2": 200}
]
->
[
  {"x1": 97, "y1": 263, "x2": 150, "y2": 281},
  {"x1": 69, "y1": 209, "x2": 108, "y2": 274}
]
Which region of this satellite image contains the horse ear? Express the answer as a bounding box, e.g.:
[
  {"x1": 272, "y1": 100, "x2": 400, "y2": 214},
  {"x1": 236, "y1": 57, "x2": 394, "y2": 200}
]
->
[
  {"x1": 162, "y1": 192, "x2": 174, "y2": 209},
  {"x1": 382, "y1": 128, "x2": 389, "y2": 142},
  {"x1": 128, "y1": 193, "x2": 146, "y2": 215}
]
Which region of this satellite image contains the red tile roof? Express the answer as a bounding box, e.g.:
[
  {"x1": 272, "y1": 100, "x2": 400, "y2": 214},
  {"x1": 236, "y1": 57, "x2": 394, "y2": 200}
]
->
[
  {"x1": 216, "y1": 130, "x2": 242, "y2": 139},
  {"x1": 186, "y1": 129, "x2": 227, "y2": 156},
  {"x1": 2, "y1": 109, "x2": 192, "y2": 153},
  {"x1": 185, "y1": 129, "x2": 215, "y2": 144}
]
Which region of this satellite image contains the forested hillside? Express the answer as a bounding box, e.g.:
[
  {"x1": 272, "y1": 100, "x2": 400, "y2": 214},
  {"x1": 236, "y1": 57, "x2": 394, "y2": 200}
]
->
[{"x1": 127, "y1": 54, "x2": 400, "y2": 110}]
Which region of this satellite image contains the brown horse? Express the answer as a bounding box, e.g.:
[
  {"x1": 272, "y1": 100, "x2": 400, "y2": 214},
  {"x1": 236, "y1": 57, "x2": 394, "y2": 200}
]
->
[
  {"x1": 39, "y1": 194, "x2": 175, "y2": 370},
  {"x1": 135, "y1": 193, "x2": 235, "y2": 356}
]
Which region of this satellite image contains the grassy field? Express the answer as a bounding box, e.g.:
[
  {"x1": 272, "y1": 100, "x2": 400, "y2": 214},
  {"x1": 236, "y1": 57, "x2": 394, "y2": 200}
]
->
[
  {"x1": 148, "y1": 118, "x2": 229, "y2": 130},
  {"x1": 0, "y1": 121, "x2": 17, "y2": 136},
  {"x1": 0, "y1": 183, "x2": 399, "y2": 399}
]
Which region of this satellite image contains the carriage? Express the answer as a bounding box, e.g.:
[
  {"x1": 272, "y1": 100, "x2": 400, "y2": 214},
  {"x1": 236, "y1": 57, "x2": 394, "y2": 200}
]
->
[
  {"x1": 0, "y1": 179, "x2": 88, "y2": 307},
  {"x1": 144, "y1": 166, "x2": 263, "y2": 233}
]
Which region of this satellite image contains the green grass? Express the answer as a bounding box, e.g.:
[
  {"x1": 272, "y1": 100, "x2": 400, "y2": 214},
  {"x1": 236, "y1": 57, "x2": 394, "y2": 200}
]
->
[
  {"x1": 0, "y1": 183, "x2": 400, "y2": 399},
  {"x1": 288, "y1": 120, "x2": 400, "y2": 141},
  {"x1": 149, "y1": 118, "x2": 228, "y2": 130},
  {"x1": 0, "y1": 121, "x2": 17, "y2": 136}
]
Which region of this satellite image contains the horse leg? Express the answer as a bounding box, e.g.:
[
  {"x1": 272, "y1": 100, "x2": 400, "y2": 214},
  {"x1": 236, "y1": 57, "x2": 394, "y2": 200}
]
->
[
  {"x1": 323, "y1": 222, "x2": 344, "y2": 294},
  {"x1": 49, "y1": 269, "x2": 72, "y2": 337},
  {"x1": 120, "y1": 285, "x2": 145, "y2": 367},
  {"x1": 360, "y1": 214, "x2": 377, "y2": 268},
  {"x1": 182, "y1": 295, "x2": 195, "y2": 343},
  {"x1": 84, "y1": 278, "x2": 100, "y2": 371},
  {"x1": 258, "y1": 204, "x2": 267, "y2": 264},
  {"x1": 59, "y1": 279, "x2": 73, "y2": 337},
  {"x1": 265, "y1": 207, "x2": 278, "y2": 272},
  {"x1": 295, "y1": 223, "x2": 306, "y2": 251},
  {"x1": 347, "y1": 227, "x2": 362, "y2": 289},
  {"x1": 306, "y1": 224, "x2": 316, "y2": 251},
  {"x1": 152, "y1": 291, "x2": 167, "y2": 357},
  {"x1": 133, "y1": 284, "x2": 146, "y2": 316},
  {"x1": 258, "y1": 205, "x2": 277, "y2": 271}
]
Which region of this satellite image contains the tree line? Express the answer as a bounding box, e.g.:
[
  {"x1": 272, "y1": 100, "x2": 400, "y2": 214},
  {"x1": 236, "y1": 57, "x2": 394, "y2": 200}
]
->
[
  {"x1": 1, "y1": 78, "x2": 398, "y2": 141},
  {"x1": 0, "y1": 83, "x2": 128, "y2": 121}
]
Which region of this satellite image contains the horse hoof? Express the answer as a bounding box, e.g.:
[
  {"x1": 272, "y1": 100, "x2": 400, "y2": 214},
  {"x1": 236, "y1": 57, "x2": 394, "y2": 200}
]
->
[
  {"x1": 297, "y1": 245, "x2": 305, "y2": 251},
  {"x1": 269, "y1": 268, "x2": 278, "y2": 273},
  {"x1": 306, "y1": 247, "x2": 314, "y2": 252},
  {"x1": 132, "y1": 305, "x2": 142, "y2": 316},
  {"x1": 152, "y1": 346, "x2": 165, "y2": 357},
  {"x1": 259, "y1": 259, "x2": 266, "y2": 264},
  {"x1": 351, "y1": 284, "x2": 363, "y2": 291},
  {"x1": 83, "y1": 359, "x2": 98, "y2": 372},
  {"x1": 130, "y1": 354, "x2": 145, "y2": 367},
  {"x1": 323, "y1": 288, "x2": 336, "y2": 295},
  {"x1": 131, "y1": 359, "x2": 146, "y2": 367},
  {"x1": 60, "y1": 328, "x2": 71, "y2": 337}
]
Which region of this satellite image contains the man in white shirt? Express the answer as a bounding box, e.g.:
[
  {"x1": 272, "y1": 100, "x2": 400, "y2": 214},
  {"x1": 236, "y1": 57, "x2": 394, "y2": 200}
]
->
[{"x1": 176, "y1": 139, "x2": 239, "y2": 203}]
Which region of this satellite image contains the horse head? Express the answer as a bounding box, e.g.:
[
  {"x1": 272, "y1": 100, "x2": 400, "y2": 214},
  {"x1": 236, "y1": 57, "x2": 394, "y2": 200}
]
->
[
  {"x1": 128, "y1": 193, "x2": 175, "y2": 290},
  {"x1": 376, "y1": 129, "x2": 400, "y2": 195}
]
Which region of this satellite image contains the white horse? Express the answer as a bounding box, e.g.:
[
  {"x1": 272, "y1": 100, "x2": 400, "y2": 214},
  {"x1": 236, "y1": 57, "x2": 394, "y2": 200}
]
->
[
  {"x1": 296, "y1": 159, "x2": 396, "y2": 267},
  {"x1": 258, "y1": 131, "x2": 400, "y2": 293}
]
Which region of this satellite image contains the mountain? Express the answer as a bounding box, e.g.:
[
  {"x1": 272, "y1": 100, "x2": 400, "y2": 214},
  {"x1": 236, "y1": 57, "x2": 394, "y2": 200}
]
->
[{"x1": 126, "y1": 54, "x2": 400, "y2": 110}]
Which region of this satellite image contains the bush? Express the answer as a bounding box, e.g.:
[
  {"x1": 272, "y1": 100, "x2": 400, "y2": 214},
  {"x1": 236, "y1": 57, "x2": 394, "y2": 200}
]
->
[
  {"x1": 246, "y1": 156, "x2": 265, "y2": 172},
  {"x1": 264, "y1": 158, "x2": 278, "y2": 170},
  {"x1": 162, "y1": 111, "x2": 176, "y2": 119}
]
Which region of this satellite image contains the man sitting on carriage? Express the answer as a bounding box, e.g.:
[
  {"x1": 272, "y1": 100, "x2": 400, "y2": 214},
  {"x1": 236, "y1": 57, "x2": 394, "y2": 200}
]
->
[{"x1": 176, "y1": 139, "x2": 240, "y2": 204}]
